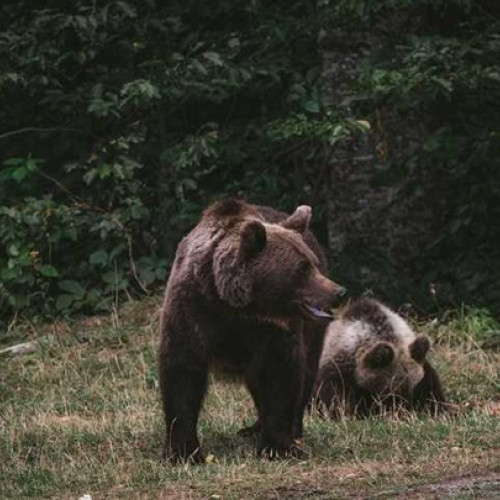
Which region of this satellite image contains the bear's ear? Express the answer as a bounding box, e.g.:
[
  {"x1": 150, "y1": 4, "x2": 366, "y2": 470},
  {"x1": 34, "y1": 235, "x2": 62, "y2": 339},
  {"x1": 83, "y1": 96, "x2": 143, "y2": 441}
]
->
[
  {"x1": 363, "y1": 342, "x2": 394, "y2": 369},
  {"x1": 410, "y1": 336, "x2": 430, "y2": 363},
  {"x1": 280, "y1": 205, "x2": 312, "y2": 234},
  {"x1": 239, "y1": 220, "x2": 267, "y2": 261}
]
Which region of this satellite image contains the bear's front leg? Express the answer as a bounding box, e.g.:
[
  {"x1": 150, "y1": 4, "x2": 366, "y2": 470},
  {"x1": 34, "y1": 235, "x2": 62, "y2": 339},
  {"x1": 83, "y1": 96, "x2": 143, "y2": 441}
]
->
[
  {"x1": 251, "y1": 328, "x2": 306, "y2": 459},
  {"x1": 158, "y1": 331, "x2": 208, "y2": 464},
  {"x1": 295, "y1": 321, "x2": 326, "y2": 437}
]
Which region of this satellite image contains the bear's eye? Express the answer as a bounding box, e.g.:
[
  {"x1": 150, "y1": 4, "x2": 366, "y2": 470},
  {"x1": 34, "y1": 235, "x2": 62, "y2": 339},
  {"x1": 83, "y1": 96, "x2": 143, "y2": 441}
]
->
[{"x1": 296, "y1": 260, "x2": 311, "y2": 279}]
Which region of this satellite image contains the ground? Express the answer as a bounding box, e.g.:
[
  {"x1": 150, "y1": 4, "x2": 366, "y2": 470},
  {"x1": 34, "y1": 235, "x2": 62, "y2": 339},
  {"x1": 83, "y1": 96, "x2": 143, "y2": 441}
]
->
[{"x1": 2, "y1": 298, "x2": 500, "y2": 499}]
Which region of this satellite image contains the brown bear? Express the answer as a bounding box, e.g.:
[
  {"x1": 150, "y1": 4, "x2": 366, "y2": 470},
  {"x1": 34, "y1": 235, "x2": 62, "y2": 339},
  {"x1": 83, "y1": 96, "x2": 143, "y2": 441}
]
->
[
  {"x1": 314, "y1": 298, "x2": 446, "y2": 418},
  {"x1": 158, "y1": 199, "x2": 345, "y2": 463}
]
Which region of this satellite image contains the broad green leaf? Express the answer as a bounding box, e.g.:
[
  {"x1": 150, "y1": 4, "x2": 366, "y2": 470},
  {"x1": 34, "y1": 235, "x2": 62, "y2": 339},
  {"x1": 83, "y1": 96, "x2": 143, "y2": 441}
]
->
[
  {"x1": 356, "y1": 120, "x2": 371, "y2": 131},
  {"x1": 11, "y1": 167, "x2": 28, "y2": 182},
  {"x1": 8, "y1": 244, "x2": 19, "y2": 256},
  {"x1": 58, "y1": 280, "x2": 86, "y2": 298},
  {"x1": 1, "y1": 268, "x2": 18, "y2": 280},
  {"x1": 303, "y1": 100, "x2": 320, "y2": 113},
  {"x1": 90, "y1": 250, "x2": 108, "y2": 265},
  {"x1": 2, "y1": 158, "x2": 23, "y2": 166},
  {"x1": 139, "y1": 269, "x2": 156, "y2": 285},
  {"x1": 25, "y1": 157, "x2": 39, "y2": 171},
  {"x1": 116, "y1": 1, "x2": 136, "y2": 18},
  {"x1": 86, "y1": 289, "x2": 101, "y2": 302},
  {"x1": 431, "y1": 76, "x2": 453, "y2": 93},
  {"x1": 203, "y1": 52, "x2": 223, "y2": 66},
  {"x1": 40, "y1": 265, "x2": 58, "y2": 277},
  {"x1": 102, "y1": 271, "x2": 121, "y2": 285},
  {"x1": 155, "y1": 267, "x2": 167, "y2": 280},
  {"x1": 56, "y1": 294, "x2": 74, "y2": 310},
  {"x1": 12, "y1": 295, "x2": 28, "y2": 308}
]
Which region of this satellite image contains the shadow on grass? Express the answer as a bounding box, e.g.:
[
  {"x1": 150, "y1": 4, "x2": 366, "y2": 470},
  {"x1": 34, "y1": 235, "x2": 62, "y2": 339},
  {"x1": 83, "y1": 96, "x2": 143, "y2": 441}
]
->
[{"x1": 136, "y1": 426, "x2": 257, "y2": 465}]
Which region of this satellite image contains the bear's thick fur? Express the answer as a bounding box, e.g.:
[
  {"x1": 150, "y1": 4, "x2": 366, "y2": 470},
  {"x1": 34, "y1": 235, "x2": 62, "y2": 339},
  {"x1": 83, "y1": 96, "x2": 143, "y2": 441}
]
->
[
  {"x1": 158, "y1": 199, "x2": 345, "y2": 462},
  {"x1": 314, "y1": 298, "x2": 446, "y2": 418}
]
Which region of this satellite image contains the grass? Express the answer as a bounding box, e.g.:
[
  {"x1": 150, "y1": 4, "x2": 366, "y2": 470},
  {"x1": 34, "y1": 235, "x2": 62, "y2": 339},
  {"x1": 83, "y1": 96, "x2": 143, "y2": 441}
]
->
[{"x1": 2, "y1": 299, "x2": 500, "y2": 499}]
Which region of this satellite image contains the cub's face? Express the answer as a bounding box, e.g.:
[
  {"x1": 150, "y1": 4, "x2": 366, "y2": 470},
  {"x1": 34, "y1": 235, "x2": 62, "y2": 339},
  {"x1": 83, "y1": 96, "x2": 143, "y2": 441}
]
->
[
  {"x1": 355, "y1": 336, "x2": 431, "y2": 399},
  {"x1": 212, "y1": 205, "x2": 345, "y2": 320}
]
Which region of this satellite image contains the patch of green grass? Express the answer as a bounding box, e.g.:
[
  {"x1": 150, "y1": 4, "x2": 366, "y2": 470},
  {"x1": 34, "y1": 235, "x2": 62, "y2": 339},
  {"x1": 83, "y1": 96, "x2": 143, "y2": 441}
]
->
[
  {"x1": 427, "y1": 305, "x2": 500, "y2": 346},
  {"x1": 2, "y1": 300, "x2": 500, "y2": 498}
]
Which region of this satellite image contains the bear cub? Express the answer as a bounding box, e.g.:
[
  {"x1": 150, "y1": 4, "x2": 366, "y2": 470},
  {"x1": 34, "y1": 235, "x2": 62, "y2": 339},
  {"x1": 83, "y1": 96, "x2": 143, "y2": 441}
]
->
[
  {"x1": 314, "y1": 297, "x2": 446, "y2": 418},
  {"x1": 158, "y1": 199, "x2": 345, "y2": 463}
]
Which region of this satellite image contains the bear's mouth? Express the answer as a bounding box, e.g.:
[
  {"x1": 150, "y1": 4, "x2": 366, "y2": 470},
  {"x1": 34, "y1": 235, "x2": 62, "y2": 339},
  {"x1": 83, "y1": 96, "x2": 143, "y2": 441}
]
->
[{"x1": 299, "y1": 302, "x2": 334, "y2": 321}]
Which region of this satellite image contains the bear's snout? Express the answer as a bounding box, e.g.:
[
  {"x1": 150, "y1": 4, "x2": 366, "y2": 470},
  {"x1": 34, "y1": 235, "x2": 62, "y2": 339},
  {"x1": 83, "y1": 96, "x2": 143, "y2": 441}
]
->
[
  {"x1": 316, "y1": 272, "x2": 347, "y2": 307},
  {"x1": 299, "y1": 271, "x2": 346, "y2": 321}
]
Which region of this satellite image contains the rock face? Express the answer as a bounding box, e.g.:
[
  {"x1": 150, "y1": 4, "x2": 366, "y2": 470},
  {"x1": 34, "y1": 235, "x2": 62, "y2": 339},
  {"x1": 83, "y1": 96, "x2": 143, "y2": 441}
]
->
[{"x1": 322, "y1": 30, "x2": 440, "y2": 307}]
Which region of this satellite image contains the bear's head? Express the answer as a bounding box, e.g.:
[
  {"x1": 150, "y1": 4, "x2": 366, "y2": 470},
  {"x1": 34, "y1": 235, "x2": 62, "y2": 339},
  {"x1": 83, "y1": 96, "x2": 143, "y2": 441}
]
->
[
  {"x1": 211, "y1": 202, "x2": 345, "y2": 321},
  {"x1": 354, "y1": 335, "x2": 431, "y2": 403}
]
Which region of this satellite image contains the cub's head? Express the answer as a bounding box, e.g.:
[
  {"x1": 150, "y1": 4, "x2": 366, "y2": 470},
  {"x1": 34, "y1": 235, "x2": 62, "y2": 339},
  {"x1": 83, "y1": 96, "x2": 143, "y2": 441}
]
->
[
  {"x1": 212, "y1": 203, "x2": 345, "y2": 320},
  {"x1": 355, "y1": 335, "x2": 431, "y2": 402}
]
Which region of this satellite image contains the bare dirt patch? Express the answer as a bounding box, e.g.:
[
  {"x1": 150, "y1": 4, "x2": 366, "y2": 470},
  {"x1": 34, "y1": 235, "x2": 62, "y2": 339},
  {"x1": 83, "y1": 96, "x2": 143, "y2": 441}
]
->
[
  {"x1": 403, "y1": 472, "x2": 500, "y2": 498},
  {"x1": 362, "y1": 472, "x2": 500, "y2": 499},
  {"x1": 241, "y1": 450, "x2": 500, "y2": 500},
  {"x1": 252, "y1": 472, "x2": 500, "y2": 500}
]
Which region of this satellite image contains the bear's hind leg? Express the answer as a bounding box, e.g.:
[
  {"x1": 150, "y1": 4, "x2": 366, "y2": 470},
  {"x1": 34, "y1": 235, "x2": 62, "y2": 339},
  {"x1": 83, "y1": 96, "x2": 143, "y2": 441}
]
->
[{"x1": 238, "y1": 373, "x2": 264, "y2": 437}]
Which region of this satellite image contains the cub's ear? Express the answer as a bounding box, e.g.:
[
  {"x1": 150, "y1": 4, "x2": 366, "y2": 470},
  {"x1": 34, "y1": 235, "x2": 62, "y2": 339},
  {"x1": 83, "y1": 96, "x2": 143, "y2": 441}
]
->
[
  {"x1": 410, "y1": 336, "x2": 431, "y2": 363},
  {"x1": 363, "y1": 342, "x2": 394, "y2": 369},
  {"x1": 280, "y1": 205, "x2": 312, "y2": 234},
  {"x1": 239, "y1": 220, "x2": 267, "y2": 261}
]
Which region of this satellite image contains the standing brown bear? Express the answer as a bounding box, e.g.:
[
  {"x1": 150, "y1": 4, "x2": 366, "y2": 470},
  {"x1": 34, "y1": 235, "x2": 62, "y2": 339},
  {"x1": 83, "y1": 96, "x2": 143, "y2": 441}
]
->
[{"x1": 158, "y1": 199, "x2": 345, "y2": 463}]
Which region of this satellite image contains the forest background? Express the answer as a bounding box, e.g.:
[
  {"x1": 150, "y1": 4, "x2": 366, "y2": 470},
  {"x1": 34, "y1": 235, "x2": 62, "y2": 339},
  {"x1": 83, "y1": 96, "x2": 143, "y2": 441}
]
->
[{"x1": 2, "y1": 0, "x2": 500, "y2": 327}]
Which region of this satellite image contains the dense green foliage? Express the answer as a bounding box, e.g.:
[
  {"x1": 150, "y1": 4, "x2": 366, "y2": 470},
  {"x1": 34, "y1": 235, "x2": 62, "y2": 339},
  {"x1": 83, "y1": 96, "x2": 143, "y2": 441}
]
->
[
  {"x1": 1, "y1": 0, "x2": 500, "y2": 324},
  {"x1": 344, "y1": 0, "x2": 500, "y2": 309},
  {"x1": 0, "y1": 0, "x2": 341, "y2": 322}
]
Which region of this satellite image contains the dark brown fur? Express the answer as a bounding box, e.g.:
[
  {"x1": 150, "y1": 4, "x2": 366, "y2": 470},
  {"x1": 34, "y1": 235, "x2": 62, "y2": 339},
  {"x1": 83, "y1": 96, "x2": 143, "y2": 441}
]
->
[{"x1": 158, "y1": 199, "x2": 345, "y2": 462}]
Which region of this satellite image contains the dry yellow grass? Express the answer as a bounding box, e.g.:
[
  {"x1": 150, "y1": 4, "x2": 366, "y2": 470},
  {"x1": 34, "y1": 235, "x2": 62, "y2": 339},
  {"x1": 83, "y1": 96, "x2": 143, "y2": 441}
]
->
[{"x1": 2, "y1": 299, "x2": 500, "y2": 498}]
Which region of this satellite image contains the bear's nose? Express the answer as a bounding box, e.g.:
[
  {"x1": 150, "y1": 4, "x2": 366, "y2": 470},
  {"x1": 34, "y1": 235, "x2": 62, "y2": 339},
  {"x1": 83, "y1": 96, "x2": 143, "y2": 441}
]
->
[{"x1": 336, "y1": 286, "x2": 347, "y2": 297}]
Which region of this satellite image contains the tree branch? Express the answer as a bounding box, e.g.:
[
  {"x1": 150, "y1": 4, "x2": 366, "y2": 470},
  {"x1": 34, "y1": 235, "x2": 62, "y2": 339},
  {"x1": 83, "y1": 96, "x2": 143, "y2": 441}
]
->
[{"x1": 0, "y1": 127, "x2": 90, "y2": 141}]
